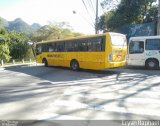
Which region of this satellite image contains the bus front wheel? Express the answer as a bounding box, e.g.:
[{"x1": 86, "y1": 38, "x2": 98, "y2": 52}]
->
[
  {"x1": 70, "y1": 60, "x2": 79, "y2": 71},
  {"x1": 42, "y1": 58, "x2": 48, "y2": 67},
  {"x1": 145, "y1": 59, "x2": 159, "y2": 69}
]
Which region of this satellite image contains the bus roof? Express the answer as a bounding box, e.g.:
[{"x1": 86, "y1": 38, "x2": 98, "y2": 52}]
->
[
  {"x1": 36, "y1": 32, "x2": 125, "y2": 44},
  {"x1": 129, "y1": 36, "x2": 160, "y2": 41}
]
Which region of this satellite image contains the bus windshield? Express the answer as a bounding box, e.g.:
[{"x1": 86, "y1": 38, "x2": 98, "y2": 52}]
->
[{"x1": 111, "y1": 35, "x2": 126, "y2": 46}]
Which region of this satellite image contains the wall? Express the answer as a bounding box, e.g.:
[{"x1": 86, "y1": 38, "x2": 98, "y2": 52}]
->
[{"x1": 116, "y1": 22, "x2": 156, "y2": 40}]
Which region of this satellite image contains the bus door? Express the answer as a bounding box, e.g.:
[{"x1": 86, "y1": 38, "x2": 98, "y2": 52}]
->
[
  {"x1": 128, "y1": 40, "x2": 145, "y2": 66},
  {"x1": 36, "y1": 44, "x2": 42, "y2": 63}
]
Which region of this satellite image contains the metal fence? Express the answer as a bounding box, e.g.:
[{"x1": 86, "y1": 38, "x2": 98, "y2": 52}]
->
[{"x1": 0, "y1": 58, "x2": 35, "y2": 67}]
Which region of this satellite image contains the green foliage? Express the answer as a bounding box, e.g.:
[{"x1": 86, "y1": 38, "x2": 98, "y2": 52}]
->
[
  {"x1": 8, "y1": 31, "x2": 30, "y2": 60},
  {"x1": 0, "y1": 19, "x2": 83, "y2": 62},
  {"x1": 0, "y1": 43, "x2": 10, "y2": 62},
  {"x1": 0, "y1": 28, "x2": 7, "y2": 35},
  {"x1": 98, "y1": 11, "x2": 114, "y2": 32},
  {"x1": 0, "y1": 26, "x2": 32, "y2": 61},
  {"x1": 9, "y1": 31, "x2": 29, "y2": 44},
  {"x1": 10, "y1": 42, "x2": 29, "y2": 59},
  {"x1": 144, "y1": 6, "x2": 158, "y2": 23},
  {"x1": 98, "y1": 0, "x2": 157, "y2": 32},
  {"x1": 32, "y1": 22, "x2": 83, "y2": 42},
  {"x1": 101, "y1": 0, "x2": 120, "y2": 11},
  {"x1": 24, "y1": 48, "x2": 35, "y2": 60},
  {"x1": 0, "y1": 27, "x2": 11, "y2": 62}
]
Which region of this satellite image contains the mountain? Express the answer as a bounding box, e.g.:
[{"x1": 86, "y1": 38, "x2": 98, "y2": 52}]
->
[
  {"x1": 31, "y1": 23, "x2": 41, "y2": 31},
  {"x1": 7, "y1": 18, "x2": 32, "y2": 33},
  {"x1": 0, "y1": 17, "x2": 8, "y2": 28},
  {"x1": 0, "y1": 17, "x2": 41, "y2": 36}
]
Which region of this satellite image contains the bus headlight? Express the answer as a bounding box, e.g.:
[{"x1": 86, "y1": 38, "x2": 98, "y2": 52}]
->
[{"x1": 108, "y1": 54, "x2": 112, "y2": 62}]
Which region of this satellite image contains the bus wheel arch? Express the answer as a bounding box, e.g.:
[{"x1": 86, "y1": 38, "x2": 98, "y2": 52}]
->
[
  {"x1": 42, "y1": 58, "x2": 48, "y2": 67},
  {"x1": 70, "y1": 59, "x2": 79, "y2": 71},
  {"x1": 145, "y1": 58, "x2": 159, "y2": 69}
]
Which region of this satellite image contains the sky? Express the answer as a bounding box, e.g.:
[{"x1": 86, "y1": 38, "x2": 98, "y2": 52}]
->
[{"x1": 0, "y1": 0, "x2": 104, "y2": 34}]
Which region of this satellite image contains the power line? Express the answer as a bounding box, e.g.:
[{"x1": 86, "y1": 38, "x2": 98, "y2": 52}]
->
[
  {"x1": 81, "y1": 0, "x2": 95, "y2": 25},
  {"x1": 87, "y1": 0, "x2": 96, "y2": 16},
  {"x1": 73, "y1": 11, "x2": 95, "y2": 29},
  {"x1": 95, "y1": 0, "x2": 98, "y2": 34}
]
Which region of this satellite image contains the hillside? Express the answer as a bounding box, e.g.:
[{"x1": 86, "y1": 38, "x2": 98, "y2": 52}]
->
[
  {"x1": 0, "y1": 17, "x2": 8, "y2": 28},
  {"x1": 0, "y1": 17, "x2": 41, "y2": 36}
]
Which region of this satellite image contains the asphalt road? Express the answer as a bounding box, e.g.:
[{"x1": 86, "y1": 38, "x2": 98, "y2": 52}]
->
[{"x1": 0, "y1": 64, "x2": 160, "y2": 120}]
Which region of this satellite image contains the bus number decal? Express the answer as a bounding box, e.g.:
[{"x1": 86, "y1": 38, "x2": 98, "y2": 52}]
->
[{"x1": 47, "y1": 54, "x2": 63, "y2": 58}]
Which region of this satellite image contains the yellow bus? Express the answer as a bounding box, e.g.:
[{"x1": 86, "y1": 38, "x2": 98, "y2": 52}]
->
[{"x1": 36, "y1": 32, "x2": 127, "y2": 70}]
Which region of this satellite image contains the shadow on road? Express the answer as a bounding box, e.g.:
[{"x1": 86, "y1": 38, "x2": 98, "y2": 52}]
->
[{"x1": 1, "y1": 65, "x2": 160, "y2": 119}]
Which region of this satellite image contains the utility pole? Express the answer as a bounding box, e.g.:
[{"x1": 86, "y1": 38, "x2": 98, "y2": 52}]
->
[
  {"x1": 95, "y1": 0, "x2": 98, "y2": 34},
  {"x1": 157, "y1": 0, "x2": 160, "y2": 35}
]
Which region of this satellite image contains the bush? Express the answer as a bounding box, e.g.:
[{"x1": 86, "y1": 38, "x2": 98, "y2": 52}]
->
[{"x1": 0, "y1": 43, "x2": 10, "y2": 62}]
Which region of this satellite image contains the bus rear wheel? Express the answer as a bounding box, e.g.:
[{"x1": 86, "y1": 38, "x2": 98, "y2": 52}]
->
[
  {"x1": 70, "y1": 60, "x2": 79, "y2": 71},
  {"x1": 42, "y1": 58, "x2": 48, "y2": 67},
  {"x1": 145, "y1": 59, "x2": 159, "y2": 69}
]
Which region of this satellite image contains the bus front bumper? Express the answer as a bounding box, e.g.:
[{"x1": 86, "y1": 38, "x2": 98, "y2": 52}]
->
[{"x1": 106, "y1": 61, "x2": 126, "y2": 68}]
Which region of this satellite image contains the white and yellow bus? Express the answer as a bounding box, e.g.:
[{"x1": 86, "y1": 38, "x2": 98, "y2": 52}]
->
[{"x1": 36, "y1": 32, "x2": 127, "y2": 70}]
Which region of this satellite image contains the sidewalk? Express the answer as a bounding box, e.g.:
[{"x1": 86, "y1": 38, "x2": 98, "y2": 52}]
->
[{"x1": 0, "y1": 62, "x2": 37, "y2": 70}]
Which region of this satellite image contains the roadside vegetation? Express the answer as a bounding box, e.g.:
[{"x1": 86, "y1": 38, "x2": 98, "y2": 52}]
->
[
  {"x1": 0, "y1": 19, "x2": 83, "y2": 63},
  {"x1": 98, "y1": 0, "x2": 158, "y2": 32}
]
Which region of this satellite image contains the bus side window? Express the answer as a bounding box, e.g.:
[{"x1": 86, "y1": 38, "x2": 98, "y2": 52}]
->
[
  {"x1": 146, "y1": 39, "x2": 160, "y2": 50},
  {"x1": 78, "y1": 40, "x2": 83, "y2": 51},
  {"x1": 64, "y1": 42, "x2": 67, "y2": 52},
  {"x1": 74, "y1": 41, "x2": 79, "y2": 51},
  {"x1": 101, "y1": 37, "x2": 105, "y2": 51},
  {"x1": 56, "y1": 42, "x2": 64, "y2": 52},
  {"x1": 79, "y1": 40, "x2": 88, "y2": 51},
  {"x1": 87, "y1": 37, "x2": 105, "y2": 52},
  {"x1": 48, "y1": 43, "x2": 54, "y2": 52},
  {"x1": 51, "y1": 43, "x2": 56, "y2": 52},
  {"x1": 92, "y1": 39, "x2": 96, "y2": 51},
  {"x1": 94, "y1": 38, "x2": 103, "y2": 51},
  {"x1": 87, "y1": 39, "x2": 92, "y2": 52},
  {"x1": 65, "y1": 41, "x2": 73, "y2": 52},
  {"x1": 129, "y1": 41, "x2": 144, "y2": 54},
  {"x1": 42, "y1": 44, "x2": 49, "y2": 52},
  {"x1": 82, "y1": 40, "x2": 88, "y2": 51}
]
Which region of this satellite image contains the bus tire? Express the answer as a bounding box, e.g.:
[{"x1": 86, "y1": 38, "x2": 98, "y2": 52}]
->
[
  {"x1": 42, "y1": 58, "x2": 48, "y2": 67},
  {"x1": 145, "y1": 59, "x2": 159, "y2": 69},
  {"x1": 70, "y1": 60, "x2": 79, "y2": 71}
]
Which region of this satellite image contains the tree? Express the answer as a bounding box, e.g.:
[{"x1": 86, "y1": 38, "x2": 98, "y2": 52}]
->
[
  {"x1": 101, "y1": 0, "x2": 120, "y2": 11},
  {"x1": 32, "y1": 22, "x2": 83, "y2": 42},
  {"x1": 9, "y1": 31, "x2": 30, "y2": 60},
  {"x1": 9, "y1": 31, "x2": 29, "y2": 44},
  {"x1": 98, "y1": 0, "x2": 157, "y2": 32},
  {"x1": 98, "y1": 11, "x2": 114, "y2": 32},
  {"x1": 0, "y1": 28, "x2": 11, "y2": 62},
  {"x1": 0, "y1": 43, "x2": 10, "y2": 63},
  {"x1": 144, "y1": 5, "x2": 158, "y2": 23},
  {"x1": 10, "y1": 42, "x2": 29, "y2": 59}
]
